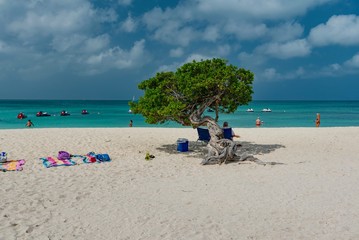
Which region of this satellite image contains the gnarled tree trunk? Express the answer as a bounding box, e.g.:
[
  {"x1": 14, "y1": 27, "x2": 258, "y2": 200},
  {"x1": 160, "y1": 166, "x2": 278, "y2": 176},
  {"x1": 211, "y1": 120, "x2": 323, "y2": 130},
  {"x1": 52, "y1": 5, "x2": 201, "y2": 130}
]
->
[
  {"x1": 189, "y1": 99, "x2": 239, "y2": 165},
  {"x1": 188, "y1": 99, "x2": 282, "y2": 166}
]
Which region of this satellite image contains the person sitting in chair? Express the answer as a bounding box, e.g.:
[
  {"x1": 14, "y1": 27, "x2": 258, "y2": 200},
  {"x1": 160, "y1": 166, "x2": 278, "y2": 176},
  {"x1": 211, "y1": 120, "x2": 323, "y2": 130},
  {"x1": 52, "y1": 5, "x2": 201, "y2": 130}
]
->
[{"x1": 222, "y1": 121, "x2": 239, "y2": 139}]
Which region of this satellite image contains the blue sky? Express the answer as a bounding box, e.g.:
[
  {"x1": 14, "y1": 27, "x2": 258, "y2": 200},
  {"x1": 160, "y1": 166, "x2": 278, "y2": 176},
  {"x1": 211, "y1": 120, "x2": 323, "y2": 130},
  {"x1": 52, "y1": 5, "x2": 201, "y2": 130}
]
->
[{"x1": 0, "y1": 0, "x2": 359, "y2": 100}]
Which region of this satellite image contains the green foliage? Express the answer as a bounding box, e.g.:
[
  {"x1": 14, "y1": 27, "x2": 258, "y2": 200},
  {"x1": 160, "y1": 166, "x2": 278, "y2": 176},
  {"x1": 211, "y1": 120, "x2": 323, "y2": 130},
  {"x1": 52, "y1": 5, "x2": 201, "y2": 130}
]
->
[{"x1": 130, "y1": 58, "x2": 254, "y2": 126}]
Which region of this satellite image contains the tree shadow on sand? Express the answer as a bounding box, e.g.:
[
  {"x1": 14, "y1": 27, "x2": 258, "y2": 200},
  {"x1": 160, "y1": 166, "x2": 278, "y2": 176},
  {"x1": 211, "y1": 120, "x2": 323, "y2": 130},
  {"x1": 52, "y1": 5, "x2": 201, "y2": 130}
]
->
[{"x1": 156, "y1": 141, "x2": 286, "y2": 165}]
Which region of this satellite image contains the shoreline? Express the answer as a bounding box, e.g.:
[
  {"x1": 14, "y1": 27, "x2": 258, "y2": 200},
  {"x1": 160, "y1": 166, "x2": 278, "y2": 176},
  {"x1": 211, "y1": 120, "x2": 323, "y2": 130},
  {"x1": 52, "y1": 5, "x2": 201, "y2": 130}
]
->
[
  {"x1": 1, "y1": 125, "x2": 359, "y2": 130},
  {"x1": 2, "y1": 100, "x2": 359, "y2": 129},
  {"x1": 1, "y1": 127, "x2": 359, "y2": 239}
]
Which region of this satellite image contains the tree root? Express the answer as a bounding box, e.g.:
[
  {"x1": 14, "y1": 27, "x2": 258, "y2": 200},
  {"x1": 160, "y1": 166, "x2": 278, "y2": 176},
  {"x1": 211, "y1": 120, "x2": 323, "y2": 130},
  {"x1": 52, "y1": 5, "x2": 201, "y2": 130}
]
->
[
  {"x1": 188, "y1": 101, "x2": 282, "y2": 166},
  {"x1": 201, "y1": 146, "x2": 284, "y2": 166}
]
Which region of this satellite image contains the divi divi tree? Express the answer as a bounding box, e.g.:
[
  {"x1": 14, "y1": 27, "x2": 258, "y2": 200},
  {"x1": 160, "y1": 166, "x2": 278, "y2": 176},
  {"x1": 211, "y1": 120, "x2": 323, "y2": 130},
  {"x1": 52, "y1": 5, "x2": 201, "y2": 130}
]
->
[{"x1": 130, "y1": 58, "x2": 254, "y2": 165}]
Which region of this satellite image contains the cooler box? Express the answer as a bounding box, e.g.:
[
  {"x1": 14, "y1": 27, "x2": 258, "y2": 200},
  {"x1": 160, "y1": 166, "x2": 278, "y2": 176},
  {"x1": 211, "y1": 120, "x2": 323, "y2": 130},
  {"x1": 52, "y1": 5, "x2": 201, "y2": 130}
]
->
[{"x1": 177, "y1": 138, "x2": 189, "y2": 152}]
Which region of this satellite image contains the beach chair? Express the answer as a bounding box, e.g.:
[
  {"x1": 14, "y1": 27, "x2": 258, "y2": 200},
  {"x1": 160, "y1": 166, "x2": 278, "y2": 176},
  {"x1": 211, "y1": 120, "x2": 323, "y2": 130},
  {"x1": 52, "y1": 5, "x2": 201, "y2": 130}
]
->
[
  {"x1": 223, "y1": 128, "x2": 233, "y2": 140},
  {"x1": 197, "y1": 127, "x2": 211, "y2": 142}
]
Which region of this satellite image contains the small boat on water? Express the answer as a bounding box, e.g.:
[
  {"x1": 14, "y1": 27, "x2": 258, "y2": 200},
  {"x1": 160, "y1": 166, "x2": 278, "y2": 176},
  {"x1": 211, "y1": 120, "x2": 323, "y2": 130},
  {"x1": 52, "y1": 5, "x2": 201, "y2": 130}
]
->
[
  {"x1": 17, "y1": 112, "x2": 27, "y2": 119},
  {"x1": 246, "y1": 108, "x2": 254, "y2": 112},
  {"x1": 60, "y1": 110, "x2": 70, "y2": 116},
  {"x1": 207, "y1": 109, "x2": 214, "y2": 112},
  {"x1": 36, "y1": 111, "x2": 51, "y2": 117},
  {"x1": 81, "y1": 109, "x2": 89, "y2": 115},
  {"x1": 261, "y1": 108, "x2": 272, "y2": 112},
  {"x1": 128, "y1": 96, "x2": 135, "y2": 113}
]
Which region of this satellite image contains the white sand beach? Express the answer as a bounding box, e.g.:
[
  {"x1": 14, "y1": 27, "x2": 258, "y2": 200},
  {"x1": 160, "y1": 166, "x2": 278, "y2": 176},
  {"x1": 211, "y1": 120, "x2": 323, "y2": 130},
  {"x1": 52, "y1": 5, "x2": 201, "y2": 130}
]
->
[{"x1": 1, "y1": 127, "x2": 359, "y2": 240}]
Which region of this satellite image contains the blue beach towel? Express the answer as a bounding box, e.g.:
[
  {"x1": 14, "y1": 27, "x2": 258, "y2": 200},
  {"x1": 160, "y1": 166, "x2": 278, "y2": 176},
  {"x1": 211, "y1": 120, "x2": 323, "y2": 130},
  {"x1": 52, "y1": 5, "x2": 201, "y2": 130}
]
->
[
  {"x1": 96, "y1": 153, "x2": 111, "y2": 162},
  {"x1": 84, "y1": 152, "x2": 111, "y2": 163},
  {"x1": 86, "y1": 152, "x2": 111, "y2": 163}
]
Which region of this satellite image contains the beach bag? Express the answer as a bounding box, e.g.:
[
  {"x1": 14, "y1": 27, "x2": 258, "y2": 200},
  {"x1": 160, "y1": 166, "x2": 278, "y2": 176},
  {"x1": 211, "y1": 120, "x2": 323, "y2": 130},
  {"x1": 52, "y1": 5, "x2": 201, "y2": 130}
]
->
[
  {"x1": 58, "y1": 151, "x2": 71, "y2": 160},
  {"x1": 0, "y1": 152, "x2": 7, "y2": 163},
  {"x1": 96, "y1": 154, "x2": 111, "y2": 162}
]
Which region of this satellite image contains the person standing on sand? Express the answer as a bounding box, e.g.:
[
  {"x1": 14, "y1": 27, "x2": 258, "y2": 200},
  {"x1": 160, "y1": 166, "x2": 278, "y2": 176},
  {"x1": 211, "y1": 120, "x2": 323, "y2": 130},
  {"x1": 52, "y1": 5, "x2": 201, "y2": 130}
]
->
[
  {"x1": 129, "y1": 119, "x2": 133, "y2": 127},
  {"x1": 315, "y1": 113, "x2": 320, "y2": 127},
  {"x1": 25, "y1": 120, "x2": 34, "y2": 127}
]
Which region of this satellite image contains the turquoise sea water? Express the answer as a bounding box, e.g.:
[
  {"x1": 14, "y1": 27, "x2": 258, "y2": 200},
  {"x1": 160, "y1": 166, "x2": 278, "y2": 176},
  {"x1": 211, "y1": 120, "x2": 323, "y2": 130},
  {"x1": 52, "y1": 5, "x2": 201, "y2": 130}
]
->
[{"x1": 0, "y1": 100, "x2": 358, "y2": 129}]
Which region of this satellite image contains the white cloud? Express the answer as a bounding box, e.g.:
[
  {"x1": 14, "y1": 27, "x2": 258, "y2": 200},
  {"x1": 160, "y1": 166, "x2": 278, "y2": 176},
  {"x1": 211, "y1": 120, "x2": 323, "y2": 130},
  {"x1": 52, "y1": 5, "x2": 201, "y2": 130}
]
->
[
  {"x1": 312, "y1": 53, "x2": 359, "y2": 78},
  {"x1": 120, "y1": 13, "x2": 137, "y2": 32},
  {"x1": 51, "y1": 34, "x2": 110, "y2": 53},
  {"x1": 83, "y1": 34, "x2": 110, "y2": 53},
  {"x1": 157, "y1": 63, "x2": 179, "y2": 73},
  {"x1": 309, "y1": 15, "x2": 359, "y2": 46},
  {"x1": 152, "y1": 23, "x2": 198, "y2": 46},
  {"x1": 317, "y1": 63, "x2": 344, "y2": 77},
  {"x1": 7, "y1": 1, "x2": 95, "y2": 40},
  {"x1": 329, "y1": 63, "x2": 341, "y2": 71},
  {"x1": 238, "y1": 52, "x2": 267, "y2": 68},
  {"x1": 86, "y1": 39, "x2": 148, "y2": 71},
  {"x1": 224, "y1": 21, "x2": 268, "y2": 40},
  {"x1": 142, "y1": 6, "x2": 200, "y2": 46},
  {"x1": 142, "y1": 0, "x2": 335, "y2": 45},
  {"x1": 257, "y1": 39, "x2": 311, "y2": 59},
  {"x1": 97, "y1": 8, "x2": 118, "y2": 23},
  {"x1": 258, "y1": 66, "x2": 306, "y2": 82},
  {"x1": 263, "y1": 68, "x2": 278, "y2": 80},
  {"x1": 170, "y1": 48, "x2": 184, "y2": 58},
  {"x1": 295, "y1": 67, "x2": 305, "y2": 76},
  {"x1": 216, "y1": 44, "x2": 231, "y2": 57},
  {"x1": 269, "y1": 21, "x2": 304, "y2": 42},
  {"x1": 142, "y1": 7, "x2": 166, "y2": 30},
  {"x1": 143, "y1": 6, "x2": 199, "y2": 46},
  {"x1": 0, "y1": 40, "x2": 9, "y2": 53},
  {"x1": 157, "y1": 53, "x2": 213, "y2": 73},
  {"x1": 2, "y1": 0, "x2": 116, "y2": 53},
  {"x1": 148, "y1": 2, "x2": 308, "y2": 43},
  {"x1": 0, "y1": 0, "x2": 354, "y2": 94},
  {"x1": 51, "y1": 34, "x2": 86, "y2": 52},
  {"x1": 143, "y1": 7, "x2": 192, "y2": 30},
  {"x1": 203, "y1": 26, "x2": 220, "y2": 42},
  {"x1": 344, "y1": 53, "x2": 359, "y2": 68},
  {"x1": 0, "y1": 0, "x2": 143, "y2": 78},
  {"x1": 118, "y1": 0, "x2": 132, "y2": 6},
  {"x1": 195, "y1": 0, "x2": 334, "y2": 20},
  {"x1": 184, "y1": 53, "x2": 213, "y2": 63}
]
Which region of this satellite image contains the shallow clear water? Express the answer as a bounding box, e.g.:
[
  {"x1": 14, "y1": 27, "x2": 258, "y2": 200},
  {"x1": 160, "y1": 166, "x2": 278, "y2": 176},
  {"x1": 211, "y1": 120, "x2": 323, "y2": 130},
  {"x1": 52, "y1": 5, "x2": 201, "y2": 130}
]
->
[{"x1": 0, "y1": 100, "x2": 358, "y2": 129}]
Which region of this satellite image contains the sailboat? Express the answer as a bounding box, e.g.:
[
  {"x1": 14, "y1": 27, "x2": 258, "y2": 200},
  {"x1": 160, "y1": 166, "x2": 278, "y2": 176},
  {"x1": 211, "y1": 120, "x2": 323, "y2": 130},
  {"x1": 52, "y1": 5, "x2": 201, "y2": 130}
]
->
[{"x1": 128, "y1": 96, "x2": 135, "y2": 113}]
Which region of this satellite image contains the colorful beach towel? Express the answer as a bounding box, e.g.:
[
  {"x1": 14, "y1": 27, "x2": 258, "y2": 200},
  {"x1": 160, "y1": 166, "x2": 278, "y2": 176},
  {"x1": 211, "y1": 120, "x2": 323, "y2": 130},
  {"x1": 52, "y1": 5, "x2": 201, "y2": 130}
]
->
[
  {"x1": 39, "y1": 156, "x2": 76, "y2": 168},
  {"x1": 72, "y1": 152, "x2": 111, "y2": 164},
  {"x1": 40, "y1": 152, "x2": 111, "y2": 167},
  {"x1": 0, "y1": 159, "x2": 26, "y2": 172},
  {"x1": 70, "y1": 154, "x2": 95, "y2": 164}
]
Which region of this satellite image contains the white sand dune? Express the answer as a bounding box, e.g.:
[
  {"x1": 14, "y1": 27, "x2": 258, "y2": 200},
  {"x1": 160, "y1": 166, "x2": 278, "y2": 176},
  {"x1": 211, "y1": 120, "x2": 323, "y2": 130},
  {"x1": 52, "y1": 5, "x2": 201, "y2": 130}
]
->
[{"x1": 1, "y1": 127, "x2": 359, "y2": 240}]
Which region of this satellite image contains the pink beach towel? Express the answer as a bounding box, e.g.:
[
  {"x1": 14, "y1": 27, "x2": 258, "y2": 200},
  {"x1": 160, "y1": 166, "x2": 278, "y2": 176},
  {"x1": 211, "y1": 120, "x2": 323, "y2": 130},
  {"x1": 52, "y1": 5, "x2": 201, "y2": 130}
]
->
[
  {"x1": 0, "y1": 159, "x2": 26, "y2": 172},
  {"x1": 40, "y1": 157, "x2": 76, "y2": 168}
]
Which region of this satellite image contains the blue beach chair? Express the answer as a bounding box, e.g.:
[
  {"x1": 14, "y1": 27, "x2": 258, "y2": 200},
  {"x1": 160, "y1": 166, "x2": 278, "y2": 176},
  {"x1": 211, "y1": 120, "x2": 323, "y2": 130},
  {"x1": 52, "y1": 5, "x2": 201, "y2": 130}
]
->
[
  {"x1": 197, "y1": 127, "x2": 211, "y2": 142},
  {"x1": 223, "y1": 128, "x2": 233, "y2": 140}
]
